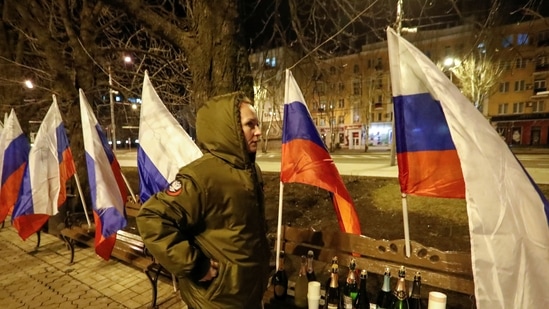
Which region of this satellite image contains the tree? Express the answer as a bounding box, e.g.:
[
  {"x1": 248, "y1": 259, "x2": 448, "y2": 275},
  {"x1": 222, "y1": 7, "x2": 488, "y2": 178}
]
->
[{"x1": 450, "y1": 52, "x2": 504, "y2": 115}]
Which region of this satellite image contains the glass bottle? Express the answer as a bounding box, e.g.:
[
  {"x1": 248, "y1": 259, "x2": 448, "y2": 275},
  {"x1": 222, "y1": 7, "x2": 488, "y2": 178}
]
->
[
  {"x1": 272, "y1": 251, "x2": 288, "y2": 301},
  {"x1": 389, "y1": 266, "x2": 409, "y2": 309},
  {"x1": 294, "y1": 255, "x2": 309, "y2": 308},
  {"x1": 376, "y1": 267, "x2": 392, "y2": 309},
  {"x1": 325, "y1": 256, "x2": 339, "y2": 290},
  {"x1": 306, "y1": 250, "x2": 317, "y2": 281},
  {"x1": 342, "y1": 258, "x2": 358, "y2": 308},
  {"x1": 408, "y1": 272, "x2": 422, "y2": 309},
  {"x1": 353, "y1": 269, "x2": 370, "y2": 309},
  {"x1": 325, "y1": 262, "x2": 341, "y2": 309}
]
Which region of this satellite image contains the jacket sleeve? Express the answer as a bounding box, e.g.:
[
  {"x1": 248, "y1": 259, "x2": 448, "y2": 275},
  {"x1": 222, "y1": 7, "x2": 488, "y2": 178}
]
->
[{"x1": 136, "y1": 174, "x2": 210, "y2": 281}]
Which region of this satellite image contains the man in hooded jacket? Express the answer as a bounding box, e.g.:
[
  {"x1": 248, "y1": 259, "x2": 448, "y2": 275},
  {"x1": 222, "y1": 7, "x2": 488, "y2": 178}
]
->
[{"x1": 136, "y1": 92, "x2": 271, "y2": 309}]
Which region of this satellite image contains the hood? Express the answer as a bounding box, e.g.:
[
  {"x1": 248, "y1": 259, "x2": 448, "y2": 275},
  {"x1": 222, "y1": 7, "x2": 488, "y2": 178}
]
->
[{"x1": 196, "y1": 92, "x2": 254, "y2": 168}]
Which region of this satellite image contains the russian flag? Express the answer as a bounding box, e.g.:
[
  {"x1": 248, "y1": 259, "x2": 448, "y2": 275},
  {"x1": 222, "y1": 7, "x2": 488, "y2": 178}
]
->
[
  {"x1": 0, "y1": 110, "x2": 30, "y2": 223},
  {"x1": 387, "y1": 27, "x2": 549, "y2": 308},
  {"x1": 79, "y1": 89, "x2": 127, "y2": 260},
  {"x1": 12, "y1": 97, "x2": 76, "y2": 240},
  {"x1": 281, "y1": 69, "x2": 361, "y2": 235},
  {"x1": 138, "y1": 72, "x2": 202, "y2": 203}
]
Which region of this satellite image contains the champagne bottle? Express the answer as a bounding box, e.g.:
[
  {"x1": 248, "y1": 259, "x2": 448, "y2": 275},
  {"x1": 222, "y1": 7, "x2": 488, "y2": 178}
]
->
[
  {"x1": 325, "y1": 256, "x2": 339, "y2": 290},
  {"x1": 376, "y1": 267, "x2": 392, "y2": 309},
  {"x1": 272, "y1": 251, "x2": 288, "y2": 300},
  {"x1": 389, "y1": 266, "x2": 409, "y2": 309},
  {"x1": 325, "y1": 262, "x2": 341, "y2": 309},
  {"x1": 306, "y1": 250, "x2": 317, "y2": 281},
  {"x1": 294, "y1": 255, "x2": 309, "y2": 308},
  {"x1": 408, "y1": 272, "x2": 422, "y2": 309},
  {"x1": 353, "y1": 269, "x2": 370, "y2": 309},
  {"x1": 342, "y1": 258, "x2": 358, "y2": 308}
]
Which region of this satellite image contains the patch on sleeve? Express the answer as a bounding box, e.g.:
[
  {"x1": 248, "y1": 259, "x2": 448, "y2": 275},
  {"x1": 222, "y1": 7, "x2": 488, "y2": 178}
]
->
[{"x1": 166, "y1": 179, "x2": 183, "y2": 196}]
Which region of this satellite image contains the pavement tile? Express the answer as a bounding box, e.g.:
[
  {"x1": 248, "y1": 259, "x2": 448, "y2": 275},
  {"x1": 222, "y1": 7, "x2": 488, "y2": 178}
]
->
[{"x1": 0, "y1": 221, "x2": 183, "y2": 309}]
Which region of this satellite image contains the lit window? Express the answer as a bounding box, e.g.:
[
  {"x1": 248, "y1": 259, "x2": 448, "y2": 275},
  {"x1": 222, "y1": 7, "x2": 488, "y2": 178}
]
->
[{"x1": 517, "y1": 33, "x2": 529, "y2": 45}]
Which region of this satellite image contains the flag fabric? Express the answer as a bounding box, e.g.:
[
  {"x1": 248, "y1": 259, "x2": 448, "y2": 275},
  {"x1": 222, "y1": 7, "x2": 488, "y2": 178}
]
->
[
  {"x1": 387, "y1": 27, "x2": 549, "y2": 308},
  {"x1": 281, "y1": 69, "x2": 361, "y2": 235},
  {"x1": 0, "y1": 110, "x2": 30, "y2": 223},
  {"x1": 79, "y1": 89, "x2": 127, "y2": 260},
  {"x1": 390, "y1": 46, "x2": 465, "y2": 198},
  {"x1": 138, "y1": 72, "x2": 202, "y2": 203},
  {"x1": 12, "y1": 97, "x2": 76, "y2": 240}
]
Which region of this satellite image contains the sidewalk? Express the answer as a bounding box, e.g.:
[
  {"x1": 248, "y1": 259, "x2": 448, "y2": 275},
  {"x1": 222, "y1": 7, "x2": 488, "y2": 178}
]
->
[{"x1": 0, "y1": 220, "x2": 185, "y2": 309}]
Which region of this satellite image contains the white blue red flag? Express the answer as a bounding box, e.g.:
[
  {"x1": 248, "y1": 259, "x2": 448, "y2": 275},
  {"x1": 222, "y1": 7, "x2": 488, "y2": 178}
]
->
[
  {"x1": 281, "y1": 69, "x2": 361, "y2": 235},
  {"x1": 0, "y1": 110, "x2": 29, "y2": 223},
  {"x1": 387, "y1": 27, "x2": 549, "y2": 308},
  {"x1": 12, "y1": 97, "x2": 76, "y2": 240},
  {"x1": 138, "y1": 71, "x2": 202, "y2": 203},
  {"x1": 79, "y1": 89, "x2": 127, "y2": 260}
]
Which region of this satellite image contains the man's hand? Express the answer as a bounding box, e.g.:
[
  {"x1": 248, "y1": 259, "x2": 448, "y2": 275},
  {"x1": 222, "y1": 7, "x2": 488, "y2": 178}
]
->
[{"x1": 199, "y1": 260, "x2": 219, "y2": 282}]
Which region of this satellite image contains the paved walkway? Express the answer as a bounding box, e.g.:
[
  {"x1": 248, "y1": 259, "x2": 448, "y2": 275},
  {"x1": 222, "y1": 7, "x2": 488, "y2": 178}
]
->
[{"x1": 0, "y1": 219, "x2": 185, "y2": 309}]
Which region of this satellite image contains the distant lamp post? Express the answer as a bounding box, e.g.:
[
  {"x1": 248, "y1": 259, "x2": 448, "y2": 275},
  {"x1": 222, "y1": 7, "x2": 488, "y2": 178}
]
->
[
  {"x1": 108, "y1": 66, "x2": 116, "y2": 151},
  {"x1": 124, "y1": 55, "x2": 132, "y2": 64},
  {"x1": 24, "y1": 80, "x2": 34, "y2": 89}
]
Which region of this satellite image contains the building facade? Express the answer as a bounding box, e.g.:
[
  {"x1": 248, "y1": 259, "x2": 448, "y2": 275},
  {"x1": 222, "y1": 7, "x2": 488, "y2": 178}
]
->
[{"x1": 251, "y1": 17, "x2": 549, "y2": 151}]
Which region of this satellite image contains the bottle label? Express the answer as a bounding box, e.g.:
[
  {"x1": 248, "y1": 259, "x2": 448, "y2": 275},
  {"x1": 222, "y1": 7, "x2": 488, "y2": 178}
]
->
[
  {"x1": 327, "y1": 305, "x2": 338, "y2": 309},
  {"x1": 274, "y1": 285, "x2": 286, "y2": 296},
  {"x1": 394, "y1": 290, "x2": 407, "y2": 300},
  {"x1": 343, "y1": 295, "x2": 353, "y2": 308}
]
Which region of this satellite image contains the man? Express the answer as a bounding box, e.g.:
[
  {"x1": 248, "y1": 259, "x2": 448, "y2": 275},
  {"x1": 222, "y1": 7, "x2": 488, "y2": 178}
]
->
[{"x1": 136, "y1": 92, "x2": 271, "y2": 309}]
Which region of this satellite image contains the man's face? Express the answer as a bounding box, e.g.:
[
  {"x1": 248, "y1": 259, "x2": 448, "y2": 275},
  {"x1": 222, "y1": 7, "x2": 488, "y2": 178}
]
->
[{"x1": 240, "y1": 102, "x2": 261, "y2": 153}]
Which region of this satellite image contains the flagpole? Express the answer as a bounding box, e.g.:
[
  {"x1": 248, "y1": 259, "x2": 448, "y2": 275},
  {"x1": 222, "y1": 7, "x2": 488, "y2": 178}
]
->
[
  {"x1": 120, "y1": 172, "x2": 138, "y2": 204},
  {"x1": 395, "y1": 0, "x2": 411, "y2": 258},
  {"x1": 73, "y1": 172, "x2": 92, "y2": 227},
  {"x1": 275, "y1": 68, "x2": 293, "y2": 271},
  {"x1": 275, "y1": 181, "x2": 284, "y2": 270}
]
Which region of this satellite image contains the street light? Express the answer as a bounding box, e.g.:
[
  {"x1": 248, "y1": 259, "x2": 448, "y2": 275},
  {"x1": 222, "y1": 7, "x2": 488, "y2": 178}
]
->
[
  {"x1": 108, "y1": 66, "x2": 116, "y2": 151},
  {"x1": 443, "y1": 57, "x2": 461, "y2": 82},
  {"x1": 24, "y1": 80, "x2": 34, "y2": 89}
]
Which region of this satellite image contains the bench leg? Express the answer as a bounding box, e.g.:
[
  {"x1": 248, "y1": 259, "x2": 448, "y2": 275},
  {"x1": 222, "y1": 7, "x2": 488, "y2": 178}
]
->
[
  {"x1": 36, "y1": 231, "x2": 41, "y2": 249},
  {"x1": 61, "y1": 234, "x2": 76, "y2": 264},
  {"x1": 145, "y1": 264, "x2": 163, "y2": 309}
]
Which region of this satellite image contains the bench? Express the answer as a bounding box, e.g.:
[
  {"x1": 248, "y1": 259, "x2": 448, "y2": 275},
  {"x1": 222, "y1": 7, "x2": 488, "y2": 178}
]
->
[
  {"x1": 59, "y1": 210, "x2": 176, "y2": 309},
  {"x1": 263, "y1": 225, "x2": 474, "y2": 308}
]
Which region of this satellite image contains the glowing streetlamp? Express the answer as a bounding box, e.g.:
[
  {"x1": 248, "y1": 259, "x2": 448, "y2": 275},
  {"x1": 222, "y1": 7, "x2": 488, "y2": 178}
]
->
[
  {"x1": 24, "y1": 80, "x2": 34, "y2": 89},
  {"x1": 443, "y1": 57, "x2": 461, "y2": 82}
]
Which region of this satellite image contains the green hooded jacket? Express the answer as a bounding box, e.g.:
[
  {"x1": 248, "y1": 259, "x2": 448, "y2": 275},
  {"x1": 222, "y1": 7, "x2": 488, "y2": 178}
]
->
[{"x1": 136, "y1": 92, "x2": 271, "y2": 309}]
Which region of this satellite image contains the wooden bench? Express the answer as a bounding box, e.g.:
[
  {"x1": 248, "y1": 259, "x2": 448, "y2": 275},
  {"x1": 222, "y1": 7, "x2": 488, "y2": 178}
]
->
[
  {"x1": 264, "y1": 225, "x2": 474, "y2": 308},
  {"x1": 59, "y1": 211, "x2": 175, "y2": 309}
]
